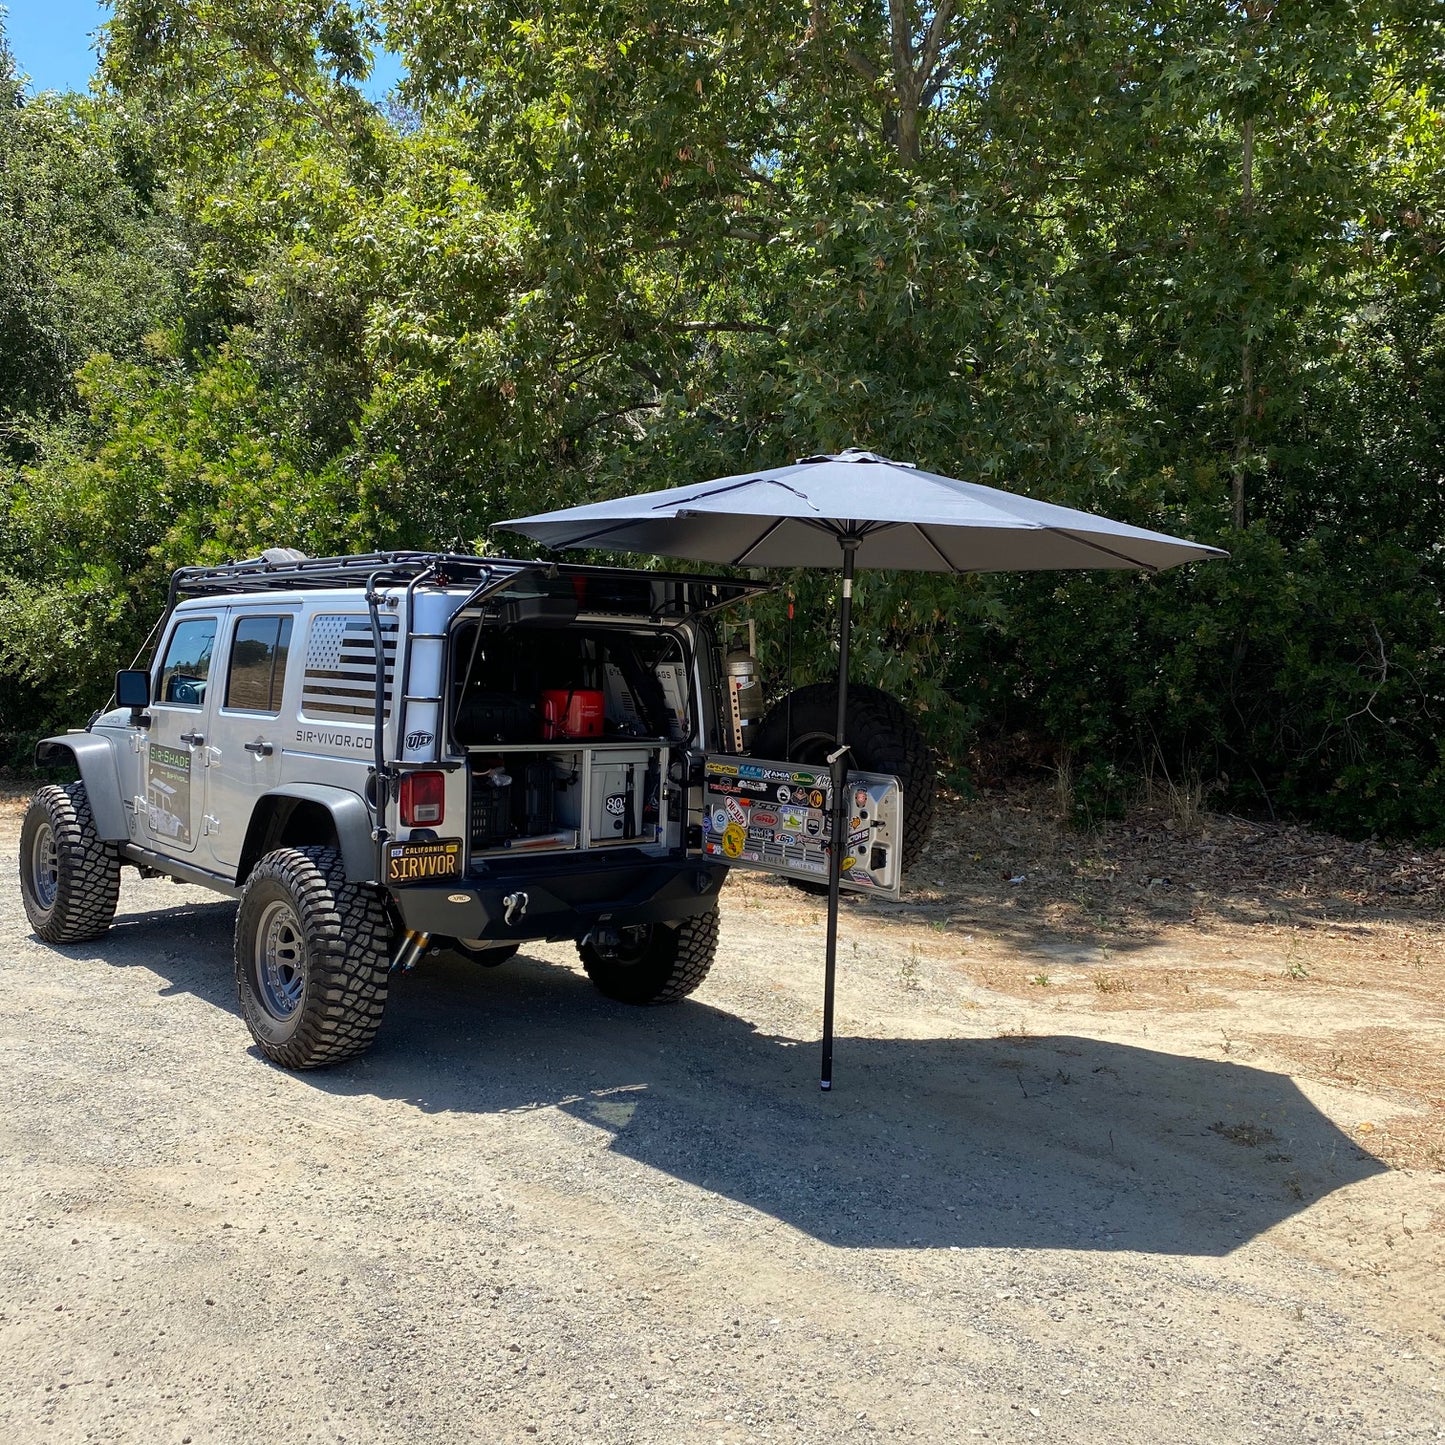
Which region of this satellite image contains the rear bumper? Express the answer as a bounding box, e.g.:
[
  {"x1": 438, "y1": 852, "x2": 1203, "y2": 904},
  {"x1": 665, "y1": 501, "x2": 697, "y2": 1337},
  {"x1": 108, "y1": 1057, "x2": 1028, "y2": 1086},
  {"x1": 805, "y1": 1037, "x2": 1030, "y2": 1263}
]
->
[{"x1": 388, "y1": 850, "x2": 727, "y2": 942}]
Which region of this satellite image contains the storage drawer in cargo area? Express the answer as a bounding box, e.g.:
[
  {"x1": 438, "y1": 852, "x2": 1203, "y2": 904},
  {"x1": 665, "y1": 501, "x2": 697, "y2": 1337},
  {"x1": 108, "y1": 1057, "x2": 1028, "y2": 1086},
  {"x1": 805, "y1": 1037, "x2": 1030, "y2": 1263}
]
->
[
  {"x1": 584, "y1": 749, "x2": 656, "y2": 846},
  {"x1": 466, "y1": 743, "x2": 670, "y2": 857}
]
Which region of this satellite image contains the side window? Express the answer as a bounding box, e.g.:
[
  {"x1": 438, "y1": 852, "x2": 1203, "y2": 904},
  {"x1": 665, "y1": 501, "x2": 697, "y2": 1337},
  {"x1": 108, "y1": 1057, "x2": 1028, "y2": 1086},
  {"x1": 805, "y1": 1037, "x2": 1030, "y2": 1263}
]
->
[
  {"x1": 300, "y1": 614, "x2": 396, "y2": 721},
  {"x1": 157, "y1": 617, "x2": 218, "y2": 708},
  {"x1": 224, "y1": 615, "x2": 294, "y2": 714}
]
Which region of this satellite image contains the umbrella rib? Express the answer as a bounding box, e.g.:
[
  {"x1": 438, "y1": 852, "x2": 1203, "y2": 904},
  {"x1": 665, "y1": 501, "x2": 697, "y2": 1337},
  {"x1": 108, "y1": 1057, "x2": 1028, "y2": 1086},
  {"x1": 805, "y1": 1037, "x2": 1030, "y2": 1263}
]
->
[
  {"x1": 1046, "y1": 528, "x2": 1161, "y2": 572},
  {"x1": 797, "y1": 518, "x2": 899, "y2": 543},
  {"x1": 532, "y1": 517, "x2": 653, "y2": 550},
  {"x1": 910, "y1": 523, "x2": 958, "y2": 571},
  {"x1": 731, "y1": 517, "x2": 790, "y2": 566}
]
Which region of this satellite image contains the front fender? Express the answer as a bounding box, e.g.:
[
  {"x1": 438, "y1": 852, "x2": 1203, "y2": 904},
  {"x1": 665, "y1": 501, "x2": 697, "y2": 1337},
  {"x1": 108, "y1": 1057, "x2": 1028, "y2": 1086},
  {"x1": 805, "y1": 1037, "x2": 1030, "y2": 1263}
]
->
[{"x1": 34, "y1": 734, "x2": 130, "y2": 841}]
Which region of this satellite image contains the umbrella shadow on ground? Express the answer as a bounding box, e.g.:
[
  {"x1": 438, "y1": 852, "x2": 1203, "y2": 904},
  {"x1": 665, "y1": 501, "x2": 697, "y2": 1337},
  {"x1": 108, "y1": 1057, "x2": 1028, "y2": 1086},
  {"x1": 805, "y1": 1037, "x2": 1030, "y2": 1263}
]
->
[
  {"x1": 337, "y1": 951, "x2": 1385, "y2": 1257},
  {"x1": 85, "y1": 902, "x2": 1386, "y2": 1255}
]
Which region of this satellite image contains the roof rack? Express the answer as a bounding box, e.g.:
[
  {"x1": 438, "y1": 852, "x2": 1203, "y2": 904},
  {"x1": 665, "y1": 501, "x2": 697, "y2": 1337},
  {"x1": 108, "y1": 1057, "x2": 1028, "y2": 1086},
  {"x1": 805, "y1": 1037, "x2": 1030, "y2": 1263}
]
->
[{"x1": 167, "y1": 550, "x2": 769, "y2": 612}]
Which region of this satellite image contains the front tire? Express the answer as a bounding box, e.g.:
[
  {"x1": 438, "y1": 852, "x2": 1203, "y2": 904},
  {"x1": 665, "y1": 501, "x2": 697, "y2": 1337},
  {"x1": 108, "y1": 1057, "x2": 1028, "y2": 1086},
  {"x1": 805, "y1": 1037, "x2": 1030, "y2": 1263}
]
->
[
  {"x1": 235, "y1": 846, "x2": 391, "y2": 1069},
  {"x1": 578, "y1": 910, "x2": 719, "y2": 1004},
  {"x1": 19, "y1": 783, "x2": 121, "y2": 942}
]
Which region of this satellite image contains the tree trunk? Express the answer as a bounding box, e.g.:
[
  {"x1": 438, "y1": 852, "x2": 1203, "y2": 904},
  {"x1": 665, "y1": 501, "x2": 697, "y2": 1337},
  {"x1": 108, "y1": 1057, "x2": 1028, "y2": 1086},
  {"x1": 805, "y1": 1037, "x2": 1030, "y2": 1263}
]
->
[
  {"x1": 894, "y1": 87, "x2": 922, "y2": 167},
  {"x1": 1231, "y1": 113, "x2": 1256, "y2": 532}
]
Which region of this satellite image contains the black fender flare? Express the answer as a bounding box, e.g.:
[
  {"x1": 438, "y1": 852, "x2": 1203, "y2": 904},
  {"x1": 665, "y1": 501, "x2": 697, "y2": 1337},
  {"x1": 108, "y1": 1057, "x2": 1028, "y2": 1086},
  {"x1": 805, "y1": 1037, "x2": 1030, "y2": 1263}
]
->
[
  {"x1": 34, "y1": 735, "x2": 131, "y2": 842},
  {"x1": 237, "y1": 784, "x2": 377, "y2": 886}
]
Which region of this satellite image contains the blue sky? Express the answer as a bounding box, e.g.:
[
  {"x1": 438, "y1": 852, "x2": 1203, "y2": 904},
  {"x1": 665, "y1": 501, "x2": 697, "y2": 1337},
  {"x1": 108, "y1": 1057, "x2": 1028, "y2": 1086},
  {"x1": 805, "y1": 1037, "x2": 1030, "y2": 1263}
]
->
[{"x1": 3, "y1": 0, "x2": 403, "y2": 97}]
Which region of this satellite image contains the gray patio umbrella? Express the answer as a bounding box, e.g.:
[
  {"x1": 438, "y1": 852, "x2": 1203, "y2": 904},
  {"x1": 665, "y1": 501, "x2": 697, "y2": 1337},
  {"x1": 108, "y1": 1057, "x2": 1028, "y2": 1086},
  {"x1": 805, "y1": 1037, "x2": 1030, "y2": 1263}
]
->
[{"x1": 497, "y1": 449, "x2": 1226, "y2": 1088}]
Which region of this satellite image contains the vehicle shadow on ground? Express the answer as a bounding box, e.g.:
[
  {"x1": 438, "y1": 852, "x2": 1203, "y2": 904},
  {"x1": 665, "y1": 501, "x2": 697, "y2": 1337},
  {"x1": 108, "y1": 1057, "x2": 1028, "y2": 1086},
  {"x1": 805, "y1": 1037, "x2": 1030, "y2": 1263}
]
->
[{"x1": 92, "y1": 904, "x2": 1386, "y2": 1256}]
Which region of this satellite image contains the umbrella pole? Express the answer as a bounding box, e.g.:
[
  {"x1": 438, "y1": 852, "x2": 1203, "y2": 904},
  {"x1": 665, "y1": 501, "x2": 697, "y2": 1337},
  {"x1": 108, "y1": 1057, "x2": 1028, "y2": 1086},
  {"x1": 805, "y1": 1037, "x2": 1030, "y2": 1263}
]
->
[{"x1": 821, "y1": 537, "x2": 858, "y2": 1091}]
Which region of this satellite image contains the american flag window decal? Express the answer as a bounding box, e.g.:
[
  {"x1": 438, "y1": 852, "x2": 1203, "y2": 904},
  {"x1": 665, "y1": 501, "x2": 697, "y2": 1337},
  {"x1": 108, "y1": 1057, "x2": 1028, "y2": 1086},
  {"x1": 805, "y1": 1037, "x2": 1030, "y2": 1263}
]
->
[{"x1": 300, "y1": 614, "x2": 397, "y2": 721}]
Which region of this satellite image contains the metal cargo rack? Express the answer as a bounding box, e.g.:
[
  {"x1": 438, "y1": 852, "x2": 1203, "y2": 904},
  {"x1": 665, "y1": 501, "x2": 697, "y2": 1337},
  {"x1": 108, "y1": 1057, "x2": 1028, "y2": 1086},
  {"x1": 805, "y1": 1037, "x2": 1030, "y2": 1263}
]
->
[{"x1": 166, "y1": 551, "x2": 771, "y2": 615}]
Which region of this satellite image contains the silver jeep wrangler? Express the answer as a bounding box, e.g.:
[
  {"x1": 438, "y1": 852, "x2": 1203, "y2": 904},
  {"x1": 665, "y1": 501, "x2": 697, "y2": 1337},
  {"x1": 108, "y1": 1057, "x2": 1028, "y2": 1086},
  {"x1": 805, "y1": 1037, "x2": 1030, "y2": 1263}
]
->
[{"x1": 20, "y1": 551, "x2": 932, "y2": 1068}]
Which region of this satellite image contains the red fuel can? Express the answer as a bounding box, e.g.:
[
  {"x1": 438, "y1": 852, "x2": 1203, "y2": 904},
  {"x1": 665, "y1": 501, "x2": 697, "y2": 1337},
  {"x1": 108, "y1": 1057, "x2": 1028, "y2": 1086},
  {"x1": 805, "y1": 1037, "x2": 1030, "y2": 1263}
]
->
[{"x1": 540, "y1": 688, "x2": 605, "y2": 739}]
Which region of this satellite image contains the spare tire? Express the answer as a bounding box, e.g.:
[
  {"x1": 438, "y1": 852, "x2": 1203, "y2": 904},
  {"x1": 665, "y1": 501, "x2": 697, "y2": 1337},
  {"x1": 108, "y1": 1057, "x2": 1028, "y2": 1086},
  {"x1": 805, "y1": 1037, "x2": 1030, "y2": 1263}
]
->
[{"x1": 748, "y1": 682, "x2": 935, "y2": 874}]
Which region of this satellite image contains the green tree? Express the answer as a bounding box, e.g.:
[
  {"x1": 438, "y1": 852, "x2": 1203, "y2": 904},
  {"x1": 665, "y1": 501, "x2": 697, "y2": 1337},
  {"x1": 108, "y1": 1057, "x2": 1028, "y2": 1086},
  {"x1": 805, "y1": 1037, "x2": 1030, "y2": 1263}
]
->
[
  {"x1": 0, "y1": 42, "x2": 183, "y2": 460},
  {"x1": 4, "y1": 0, "x2": 1441, "y2": 836}
]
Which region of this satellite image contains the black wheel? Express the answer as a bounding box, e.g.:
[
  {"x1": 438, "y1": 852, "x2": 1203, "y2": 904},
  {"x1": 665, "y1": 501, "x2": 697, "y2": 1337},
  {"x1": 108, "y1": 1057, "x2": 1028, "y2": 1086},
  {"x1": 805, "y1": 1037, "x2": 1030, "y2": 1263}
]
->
[
  {"x1": 234, "y1": 846, "x2": 392, "y2": 1069},
  {"x1": 578, "y1": 910, "x2": 719, "y2": 1004},
  {"x1": 19, "y1": 783, "x2": 121, "y2": 943},
  {"x1": 749, "y1": 682, "x2": 935, "y2": 873}
]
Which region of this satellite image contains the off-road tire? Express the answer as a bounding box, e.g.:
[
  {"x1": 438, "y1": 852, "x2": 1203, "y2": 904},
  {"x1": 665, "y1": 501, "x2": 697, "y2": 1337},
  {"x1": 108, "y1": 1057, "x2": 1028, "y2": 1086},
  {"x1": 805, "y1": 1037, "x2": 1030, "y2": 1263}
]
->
[
  {"x1": 234, "y1": 846, "x2": 392, "y2": 1069},
  {"x1": 19, "y1": 783, "x2": 122, "y2": 943},
  {"x1": 578, "y1": 909, "x2": 719, "y2": 1005},
  {"x1": 750, "y1": 682, "x2": 935, "y2": 873}
]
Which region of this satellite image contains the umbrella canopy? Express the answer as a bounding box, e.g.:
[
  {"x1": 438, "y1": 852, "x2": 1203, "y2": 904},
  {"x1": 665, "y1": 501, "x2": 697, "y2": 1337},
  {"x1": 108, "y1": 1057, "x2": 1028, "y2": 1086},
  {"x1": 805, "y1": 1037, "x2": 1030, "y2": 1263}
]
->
[
  {"x1": 498, "y1": 450, "x2": 1226, "y2": 1091},
  {"x1": 500, "y1": 450, "x2": 1227, "y2": 574}
]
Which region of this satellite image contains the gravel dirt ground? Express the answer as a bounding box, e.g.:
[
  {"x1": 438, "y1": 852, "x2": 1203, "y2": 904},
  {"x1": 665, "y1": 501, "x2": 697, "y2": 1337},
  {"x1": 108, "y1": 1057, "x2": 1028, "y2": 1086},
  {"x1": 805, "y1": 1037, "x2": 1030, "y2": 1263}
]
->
[{"x1": 2, "y1": 783, "x2": 1443, "y2": 1443}]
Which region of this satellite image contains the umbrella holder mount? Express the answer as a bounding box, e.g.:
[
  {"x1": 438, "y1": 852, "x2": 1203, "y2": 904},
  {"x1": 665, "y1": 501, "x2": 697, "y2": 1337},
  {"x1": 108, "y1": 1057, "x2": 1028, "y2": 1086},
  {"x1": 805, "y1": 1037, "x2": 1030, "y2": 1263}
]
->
[{"x1": 701, "y1": 755, "x2": 903, "y2": 898}]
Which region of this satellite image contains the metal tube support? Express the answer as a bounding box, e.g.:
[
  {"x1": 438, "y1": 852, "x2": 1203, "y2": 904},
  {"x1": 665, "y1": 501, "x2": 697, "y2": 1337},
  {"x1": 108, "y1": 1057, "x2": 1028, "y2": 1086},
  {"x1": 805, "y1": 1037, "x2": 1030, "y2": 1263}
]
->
[{"x1": 821, "y1": 536, "x2": 858, "y2": 1091}]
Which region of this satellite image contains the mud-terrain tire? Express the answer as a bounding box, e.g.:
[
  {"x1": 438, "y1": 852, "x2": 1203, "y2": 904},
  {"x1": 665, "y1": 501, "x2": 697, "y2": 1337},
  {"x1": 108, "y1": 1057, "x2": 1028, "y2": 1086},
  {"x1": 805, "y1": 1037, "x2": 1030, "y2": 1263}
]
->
[
  {"x1": 749, "y1": 682, "x2": 935, "y2": 873},
  {"x1": 578, "y1": 910, "x2": 719, "y2": 1004},
  {"x1": 19, "y1": 783, "x2": 122, "y2": 943},
  {"x1": 235, "y1": 846, "x2": 392, "y2": 1069}
]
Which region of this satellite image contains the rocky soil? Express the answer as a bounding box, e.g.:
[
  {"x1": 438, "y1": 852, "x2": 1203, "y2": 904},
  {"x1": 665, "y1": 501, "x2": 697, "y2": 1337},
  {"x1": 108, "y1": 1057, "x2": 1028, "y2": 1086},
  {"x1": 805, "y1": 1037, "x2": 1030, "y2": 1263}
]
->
[{"x1": 2, "y1": 785, "x2": 1442, "y2": 1443}]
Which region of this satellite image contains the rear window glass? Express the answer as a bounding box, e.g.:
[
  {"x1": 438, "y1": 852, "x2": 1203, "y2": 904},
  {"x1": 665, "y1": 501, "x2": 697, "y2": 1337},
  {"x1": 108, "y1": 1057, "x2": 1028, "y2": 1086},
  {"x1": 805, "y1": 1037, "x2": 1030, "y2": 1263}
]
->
[
  {"x1": 225, "y1": 615, "x2": 293, "y2": 714},
  {"x1": 300, "y1": 614, "x2": 396, "y2": 721}
]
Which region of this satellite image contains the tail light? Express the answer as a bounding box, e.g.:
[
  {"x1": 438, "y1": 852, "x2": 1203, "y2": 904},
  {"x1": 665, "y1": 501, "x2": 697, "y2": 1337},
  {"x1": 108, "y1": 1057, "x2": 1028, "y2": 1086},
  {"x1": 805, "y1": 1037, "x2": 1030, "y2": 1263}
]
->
[{"x1": 399, "y1": 771, "x2": 446, "y2": 827}]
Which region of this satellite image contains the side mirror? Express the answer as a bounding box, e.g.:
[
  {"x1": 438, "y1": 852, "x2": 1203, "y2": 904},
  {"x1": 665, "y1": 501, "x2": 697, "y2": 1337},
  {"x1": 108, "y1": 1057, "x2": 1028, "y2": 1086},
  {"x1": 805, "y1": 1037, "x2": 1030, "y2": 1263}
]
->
[{"x1": 116, "y1": 669, "x2": 150, "y2": 723}]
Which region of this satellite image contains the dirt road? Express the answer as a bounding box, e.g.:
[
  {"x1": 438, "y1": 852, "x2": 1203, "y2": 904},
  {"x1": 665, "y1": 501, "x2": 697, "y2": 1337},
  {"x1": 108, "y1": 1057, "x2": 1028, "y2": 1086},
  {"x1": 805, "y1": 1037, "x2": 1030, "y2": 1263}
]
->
[{"x1": 2, "y1": 792, "x2": 1442, "y2": 1442}]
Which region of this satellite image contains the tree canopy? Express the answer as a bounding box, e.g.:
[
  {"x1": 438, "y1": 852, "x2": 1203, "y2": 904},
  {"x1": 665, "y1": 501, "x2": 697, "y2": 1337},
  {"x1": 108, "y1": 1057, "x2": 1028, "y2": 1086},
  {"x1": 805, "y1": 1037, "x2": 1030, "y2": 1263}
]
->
[{"x1": 1, "y1": 2, "x2": 1442, "y2": 835}]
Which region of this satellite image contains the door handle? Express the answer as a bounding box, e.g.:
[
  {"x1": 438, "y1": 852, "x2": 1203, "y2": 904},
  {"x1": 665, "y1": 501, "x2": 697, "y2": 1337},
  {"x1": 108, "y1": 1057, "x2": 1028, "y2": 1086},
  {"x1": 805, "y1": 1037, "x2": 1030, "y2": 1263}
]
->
[
  {"x1": 179, "y1": 731, "x2": 205, "y2": 747},
  {"x1": 244, "y1": 740, "x2": 274, "y2": 757}
]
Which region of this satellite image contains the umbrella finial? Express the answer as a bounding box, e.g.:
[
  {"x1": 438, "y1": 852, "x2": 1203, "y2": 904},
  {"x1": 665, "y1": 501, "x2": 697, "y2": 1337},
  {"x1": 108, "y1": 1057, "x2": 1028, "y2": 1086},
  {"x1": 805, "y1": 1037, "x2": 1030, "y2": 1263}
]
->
[{"x1": 796, "y1": 448, "x2": 917, "y2": 469}]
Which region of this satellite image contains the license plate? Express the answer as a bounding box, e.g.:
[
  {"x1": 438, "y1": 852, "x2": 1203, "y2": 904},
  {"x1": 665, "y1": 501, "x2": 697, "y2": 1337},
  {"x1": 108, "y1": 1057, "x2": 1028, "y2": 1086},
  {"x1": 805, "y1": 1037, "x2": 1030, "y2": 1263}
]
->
[{"x1": 386, "y1": 838, "x2": 463, "y2": 885}]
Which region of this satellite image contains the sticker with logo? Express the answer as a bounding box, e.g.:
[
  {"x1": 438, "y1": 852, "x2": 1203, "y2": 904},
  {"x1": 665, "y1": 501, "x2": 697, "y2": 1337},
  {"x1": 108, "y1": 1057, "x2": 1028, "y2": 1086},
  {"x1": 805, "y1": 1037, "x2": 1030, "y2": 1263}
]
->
[
  {"x1": 711, "y1": 807, "x2": 728, "y2": 833},
  {"x1": 722, "y1": 822, "x2": 746, "y2": 859},
  {"x1": 804, "y1": 816, "x2": 824, "y2": 839},
  {"x1": 751, "y1": 810, "x2": 778, "y2": 827},
  {"x1": 808, "y1": 789, "x2": 826, "y2": 809},
  {"x1": 780, "y1": 809, "x2": 806, "y2": 830},
  {"x1": 775, "y1": 784, "x2": 791, "y2": 805},
  {"x1": 725, "y1": 796, "x2": 746, "y2": 825},
  {"x1": 405, "y1": 730, "x2": 434, "y2": 751},
  {"x1": 855, "y1": 788, "x2": 869, "y2": 810},
  {"x1": 604, "y1": 793, "x2": 627, "y2": 816}
]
